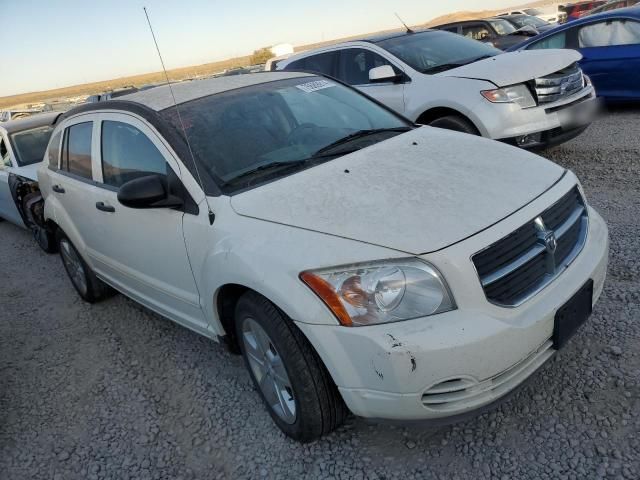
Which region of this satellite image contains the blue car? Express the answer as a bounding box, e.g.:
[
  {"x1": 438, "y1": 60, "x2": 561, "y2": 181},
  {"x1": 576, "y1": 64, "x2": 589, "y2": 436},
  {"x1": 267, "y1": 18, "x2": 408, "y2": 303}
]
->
[{"x1": 508, "y1": 7, "x2": 640, "y2": 100}]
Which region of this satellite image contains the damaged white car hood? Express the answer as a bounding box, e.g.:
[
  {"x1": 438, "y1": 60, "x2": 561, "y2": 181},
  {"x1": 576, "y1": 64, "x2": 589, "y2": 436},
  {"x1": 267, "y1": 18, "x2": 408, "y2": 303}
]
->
[
  {"x1": 230, "y1": 127, "x2": 564, "y2": 255},
  {"x1": 438, "y1": 49, "x2": 583, "y2": 87}
]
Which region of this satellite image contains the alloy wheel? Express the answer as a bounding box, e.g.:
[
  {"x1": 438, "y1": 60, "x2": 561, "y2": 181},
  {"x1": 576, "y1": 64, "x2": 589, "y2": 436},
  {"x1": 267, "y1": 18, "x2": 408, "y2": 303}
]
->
[{"x1": 242, "y1": 318, "x2": 296, "y2": 424}]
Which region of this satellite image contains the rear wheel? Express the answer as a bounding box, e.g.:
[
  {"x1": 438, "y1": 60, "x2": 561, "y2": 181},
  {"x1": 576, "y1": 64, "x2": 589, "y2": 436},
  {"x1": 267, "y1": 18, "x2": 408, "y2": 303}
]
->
[
  {"x1": 429, "y1": 115, "x2": 479, "y2": 135},
  {"x1": 57, "y1": 231, "x2": 112, "y2": 303},
  {"x1": 235, "y1": 292, "x2": 348, "y2": 442}
]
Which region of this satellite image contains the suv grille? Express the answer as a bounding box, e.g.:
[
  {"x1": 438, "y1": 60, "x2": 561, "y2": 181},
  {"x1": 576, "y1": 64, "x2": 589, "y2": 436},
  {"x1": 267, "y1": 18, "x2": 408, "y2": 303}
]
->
[
  {"x1": 534, "y1": 63, "x2": 584, "y2": 104},
  {"x1": 473, "y1": 187, "x2": 588, "y2": 306}
]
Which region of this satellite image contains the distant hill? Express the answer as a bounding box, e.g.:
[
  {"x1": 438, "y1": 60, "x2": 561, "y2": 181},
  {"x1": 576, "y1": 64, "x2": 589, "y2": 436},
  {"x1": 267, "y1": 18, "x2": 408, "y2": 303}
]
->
[{"x1": 0, "y1": 0, "x2": 561, "y2": 109}]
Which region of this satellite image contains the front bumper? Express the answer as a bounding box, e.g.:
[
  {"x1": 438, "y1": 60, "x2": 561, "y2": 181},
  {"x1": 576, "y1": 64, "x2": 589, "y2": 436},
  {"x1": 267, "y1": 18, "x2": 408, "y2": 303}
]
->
[
  {"x1": 297, "y1": 202, "x2": 609, "y2": 421},
  {"x1": 479, "y1": 85, "x2": 597, "y2": 146},
  {"x1": 501, "y1": 124, "x2": 589, "y2": 150}
]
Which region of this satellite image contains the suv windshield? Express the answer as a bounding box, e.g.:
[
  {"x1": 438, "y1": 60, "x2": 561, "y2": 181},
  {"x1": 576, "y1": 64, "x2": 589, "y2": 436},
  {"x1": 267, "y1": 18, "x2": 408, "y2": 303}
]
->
[
  {"x1": 487, "y1": 19, "x2": 517, "y2": 35},
  {"x1": 161, "y1": 76, "x2": 410, "y2": 192},
  {"x1": 377, "y1": 30, "x2": 500, "y2": 74},
  {"x1": 10, "y1": 126, "x2": 54, "y2": 166}
]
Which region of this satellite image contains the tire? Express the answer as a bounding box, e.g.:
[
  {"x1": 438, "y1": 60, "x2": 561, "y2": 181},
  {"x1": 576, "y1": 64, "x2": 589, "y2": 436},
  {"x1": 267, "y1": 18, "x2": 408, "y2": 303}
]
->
[
  {"x1": 57, "y1": 231, "x2": 112, "y2": 303},
  {"x1": 235, "y1": 292, "x2": 348, "y2": 442},
  {"x1": 33, "y1": 225, "x2": 57, "y2": 253},
  {"x1": 428, "y1": 115, "x2": 479, "y2": 135}
]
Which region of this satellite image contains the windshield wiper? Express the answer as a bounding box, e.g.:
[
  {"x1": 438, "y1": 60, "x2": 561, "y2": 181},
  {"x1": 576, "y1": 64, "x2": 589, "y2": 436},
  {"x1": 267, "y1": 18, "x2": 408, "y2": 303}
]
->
[
  {"x1": 224, "y1": 160, "x2": 311, "y2": 185},
  {"x1": 312, "y1": 127, "x2": 412, "y2": 157},
  {"x1": 224, "y1": 127, "x2": 412, "y2": 186},
  {"x1": 423, "y1": 54, "x2": 497, "y2": 74},
  {"x1": 422, "y1": 63, "x2": 465, "y2": 74}
]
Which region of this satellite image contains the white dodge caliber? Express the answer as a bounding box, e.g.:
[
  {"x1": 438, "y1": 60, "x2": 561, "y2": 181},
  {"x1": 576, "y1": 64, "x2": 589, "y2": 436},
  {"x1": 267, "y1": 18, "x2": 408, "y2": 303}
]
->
[{"x1": 38, "y1": 72, "x2": 608, "y2": 442}]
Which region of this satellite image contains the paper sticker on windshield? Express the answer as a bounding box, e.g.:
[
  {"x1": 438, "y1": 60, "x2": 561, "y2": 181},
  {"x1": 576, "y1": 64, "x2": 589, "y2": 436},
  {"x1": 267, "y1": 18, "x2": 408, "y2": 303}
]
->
[{"x1": 296, "y1": 80, "x2": 335, "y2": 93}]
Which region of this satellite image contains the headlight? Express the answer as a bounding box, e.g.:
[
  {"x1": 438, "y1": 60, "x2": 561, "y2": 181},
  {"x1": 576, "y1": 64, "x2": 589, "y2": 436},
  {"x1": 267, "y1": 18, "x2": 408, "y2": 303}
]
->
[
  {"x1": 481, "y1": 84, "x2": 536, "y2": 108},
  {"x1": 300, "y1": 258, "x2": 456, "y2": 327}
]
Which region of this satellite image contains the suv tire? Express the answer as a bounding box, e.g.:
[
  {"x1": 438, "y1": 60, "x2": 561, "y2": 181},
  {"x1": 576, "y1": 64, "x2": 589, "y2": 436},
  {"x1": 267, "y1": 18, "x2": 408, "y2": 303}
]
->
[
  {"x1": 429, "y1": 115, "x2": 479, "y2": 135},
  {"x1": 57, "y1": 231, "x2": 112, "y2": 303},
  {"x1": 235, "y1": 291, "x2": 348, "y2": 442}
]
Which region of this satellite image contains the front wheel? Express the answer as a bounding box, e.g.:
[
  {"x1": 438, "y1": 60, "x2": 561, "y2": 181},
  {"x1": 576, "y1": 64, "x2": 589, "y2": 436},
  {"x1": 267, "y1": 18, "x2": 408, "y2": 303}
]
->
[
  {"x1": 428, "y1": 115, "x2": 479, "y2": 135},
  {"x1": 235, "y1": 292, "x2": 348, "y2": 442}
]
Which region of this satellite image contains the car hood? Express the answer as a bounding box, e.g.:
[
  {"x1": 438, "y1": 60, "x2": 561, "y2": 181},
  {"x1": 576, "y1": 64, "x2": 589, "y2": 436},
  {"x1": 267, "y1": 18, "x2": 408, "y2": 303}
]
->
[
  {"x1": 230, "y1": 128, "x2": 564, "y2": 255},
  {"x1": 438, "y1": 49, "x2": 582, "y2": 87}
]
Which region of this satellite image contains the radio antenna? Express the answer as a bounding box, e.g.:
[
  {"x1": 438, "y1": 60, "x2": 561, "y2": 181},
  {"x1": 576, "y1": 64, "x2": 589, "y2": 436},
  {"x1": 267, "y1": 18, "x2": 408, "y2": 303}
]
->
[
  {"x1": 143, "y1": 7, "x2": 215, "y2": 225},
  {"x1": 394, "y1": 12, "x2": 414, "y2": 34}
]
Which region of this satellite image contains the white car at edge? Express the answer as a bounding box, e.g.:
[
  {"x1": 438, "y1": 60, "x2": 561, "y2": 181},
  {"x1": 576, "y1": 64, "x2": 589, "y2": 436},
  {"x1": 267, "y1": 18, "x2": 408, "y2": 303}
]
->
[
  {"x1": 279, "y1": 29, "x2": 597, "y2": 149},
  {"x1": 38, "y1": 72, "x2": 608, "y2": 442},
  {"x1": 1, "y1": 113, "x2": 58, "y2": 251}
]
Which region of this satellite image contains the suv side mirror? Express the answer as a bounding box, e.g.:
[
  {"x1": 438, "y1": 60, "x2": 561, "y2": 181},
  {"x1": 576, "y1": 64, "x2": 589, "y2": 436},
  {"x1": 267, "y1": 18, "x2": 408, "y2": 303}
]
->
[
  {"x1": 369, "y1": 65, "x2": 402, "y2": 83},
  {"x1": 117, "y1": 174, "x2": 184, "y2": 209},
  {"x1": 515, "y1": 25, "x2": 539, "y2": 36}
]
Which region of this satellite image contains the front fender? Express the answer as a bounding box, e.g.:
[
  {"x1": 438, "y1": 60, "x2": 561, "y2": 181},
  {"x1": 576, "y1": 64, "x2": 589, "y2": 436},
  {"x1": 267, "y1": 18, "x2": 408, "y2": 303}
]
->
[{"x1": 182, "y1": 200, "x2": 406, "y2": 335}]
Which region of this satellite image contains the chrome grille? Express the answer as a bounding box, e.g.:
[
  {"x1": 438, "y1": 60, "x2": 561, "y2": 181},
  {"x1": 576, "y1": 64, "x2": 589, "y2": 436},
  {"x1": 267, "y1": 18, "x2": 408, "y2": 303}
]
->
[
  {"x1": 534, "y1": 63, "x2": 585, "y2": 104},
  {"x1": 473, "y1": 187, "x2": 588, "y2": 306}
]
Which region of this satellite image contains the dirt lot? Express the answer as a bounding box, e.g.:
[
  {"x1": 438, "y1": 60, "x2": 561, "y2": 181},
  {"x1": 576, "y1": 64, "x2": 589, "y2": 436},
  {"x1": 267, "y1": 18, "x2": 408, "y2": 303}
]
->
[{"x1": 1, "y1": 108, "x2": 638, "y2": 479}]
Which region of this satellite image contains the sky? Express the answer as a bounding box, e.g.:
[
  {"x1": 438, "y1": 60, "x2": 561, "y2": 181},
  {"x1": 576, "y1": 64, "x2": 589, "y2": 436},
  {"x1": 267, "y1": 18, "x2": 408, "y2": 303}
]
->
[{"x1": 1, "y1": 0, "x2": 526, "y2": 97}]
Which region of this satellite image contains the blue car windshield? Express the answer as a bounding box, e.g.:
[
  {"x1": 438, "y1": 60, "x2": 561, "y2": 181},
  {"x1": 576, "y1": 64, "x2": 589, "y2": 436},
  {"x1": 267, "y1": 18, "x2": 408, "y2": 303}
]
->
[{"x1": 377, "y1": 31, "x2": 501, "y2": 73}]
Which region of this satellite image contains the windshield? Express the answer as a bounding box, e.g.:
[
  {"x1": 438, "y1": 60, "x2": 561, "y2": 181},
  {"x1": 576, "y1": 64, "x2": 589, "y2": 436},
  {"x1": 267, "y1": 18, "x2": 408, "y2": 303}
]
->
[
  {"x1": 10, "y1": 126, "x2": 54, "y2": 166},
  {"x1": 377, "y1": 30, "x2": 500, "y2": 74},
  {"x1": 161, "y1": 76, "x2": 409, "y2": 192},
  {"x1": 488, "y1": 19, "x2": 517, "y2": 35},
  {"x1": 524, "y1": 8, "x2": 544, "y2": 15},
  {"x1": 510, "y1": 15, "x2": 548, "y2": 28}
]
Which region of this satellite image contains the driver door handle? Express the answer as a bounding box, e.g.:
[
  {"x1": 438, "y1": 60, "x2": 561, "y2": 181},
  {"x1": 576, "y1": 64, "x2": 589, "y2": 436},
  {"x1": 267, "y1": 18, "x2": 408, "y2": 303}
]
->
[
  {"x1": 52, "y1": 185, "x2": 65, "y2": 194},
  {"x1": 95, "y1": 202, "x2": 115, "y2": 213}
]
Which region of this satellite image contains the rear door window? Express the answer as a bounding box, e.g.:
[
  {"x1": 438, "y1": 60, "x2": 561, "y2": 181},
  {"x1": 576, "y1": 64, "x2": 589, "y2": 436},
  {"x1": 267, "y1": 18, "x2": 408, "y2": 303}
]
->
[
  {"x1": 461, "y1": 23, "x2": 492, "y2": 41},
  {"x1": 578, "y1": 20, "x2": 640, "y2": 47},
  {"x1": 62, "y1": 122, "x2": 93, "y2": 179},
  {"x1": 100, "y1": 121, "x2": 167, "y2": 188},
  {"x1": 337, "y1": 49, "x2": 399, "y2": 85},
  {"x1": 285, "y1": 52, "x2": 338, "y2": 76}
]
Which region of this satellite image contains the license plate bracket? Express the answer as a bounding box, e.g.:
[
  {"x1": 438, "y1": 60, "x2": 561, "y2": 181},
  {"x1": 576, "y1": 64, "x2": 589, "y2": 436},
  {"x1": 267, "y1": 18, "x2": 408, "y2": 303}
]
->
[{"x1": 553, "y1": 279, "x2": 594, "y2": 350}]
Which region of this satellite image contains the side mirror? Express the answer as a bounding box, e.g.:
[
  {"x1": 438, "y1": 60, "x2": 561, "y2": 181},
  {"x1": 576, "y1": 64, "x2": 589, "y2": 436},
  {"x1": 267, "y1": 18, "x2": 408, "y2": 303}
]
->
[
  {"x1": 117, "y1": 174, "x2": 184, "y2": 209},
  {"x1": 369, "y1": 65, "x2": 401, "y2": 83}
]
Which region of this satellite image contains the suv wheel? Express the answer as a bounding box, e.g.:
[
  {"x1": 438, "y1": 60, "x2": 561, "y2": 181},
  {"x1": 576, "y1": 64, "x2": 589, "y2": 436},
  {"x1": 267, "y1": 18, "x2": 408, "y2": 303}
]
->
[
  {"x1": 57, "y1": 231, "x2": 112, "y2": 303},
  {"x1": 429, "y1": 115, "x2": 478, "y2": 135},
  {"x1": 235, "y1": 292, "x2": 348, "y2": 442}
]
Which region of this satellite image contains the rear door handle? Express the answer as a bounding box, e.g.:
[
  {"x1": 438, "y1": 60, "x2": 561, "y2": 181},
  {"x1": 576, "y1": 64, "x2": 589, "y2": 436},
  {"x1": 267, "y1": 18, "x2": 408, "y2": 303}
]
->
[
  {"x1": 52, "y1": 185, "x2": 65, "y2": 194},
  {"x1": 95, "y1": 202, "x2": 115, "y2": 213}
]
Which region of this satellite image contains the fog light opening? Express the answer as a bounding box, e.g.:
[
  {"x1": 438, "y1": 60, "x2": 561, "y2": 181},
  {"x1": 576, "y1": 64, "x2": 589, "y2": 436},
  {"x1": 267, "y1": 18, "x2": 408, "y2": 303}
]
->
[{"x1": 516, "y1": 132, "x2": 542, "y2": 147}]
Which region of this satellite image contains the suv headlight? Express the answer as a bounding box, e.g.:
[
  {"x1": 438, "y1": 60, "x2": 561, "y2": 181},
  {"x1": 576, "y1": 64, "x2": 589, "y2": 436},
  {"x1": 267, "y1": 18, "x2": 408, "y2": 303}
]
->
[
  {"x1": 300, "y1": 258, "x2": 456, "y2": 327},
  {"x1": 481, "y1": 84, "x2": 537, "y2": 108}
]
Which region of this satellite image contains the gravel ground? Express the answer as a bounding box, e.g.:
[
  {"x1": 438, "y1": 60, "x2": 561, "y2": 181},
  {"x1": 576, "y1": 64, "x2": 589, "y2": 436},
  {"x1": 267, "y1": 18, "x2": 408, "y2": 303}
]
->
[{"x1": 1, "y1": 107, "x2": 639, "y2": 479}]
